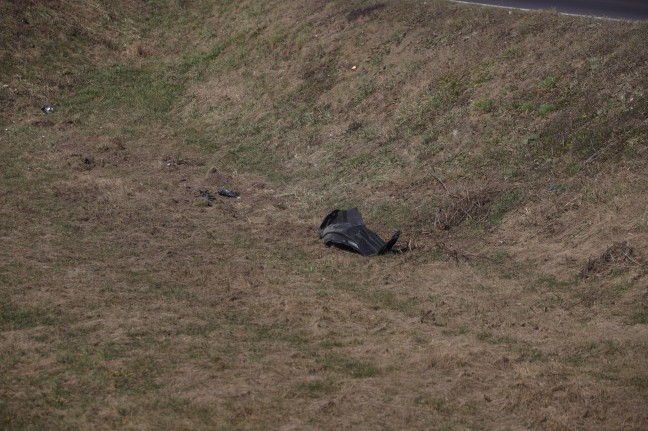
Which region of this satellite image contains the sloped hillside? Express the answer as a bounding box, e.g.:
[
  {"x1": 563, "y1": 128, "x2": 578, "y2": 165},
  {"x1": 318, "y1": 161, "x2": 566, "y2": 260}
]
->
[{"x1": 1, "y1": 1, "x2": 646, "y2": 430}]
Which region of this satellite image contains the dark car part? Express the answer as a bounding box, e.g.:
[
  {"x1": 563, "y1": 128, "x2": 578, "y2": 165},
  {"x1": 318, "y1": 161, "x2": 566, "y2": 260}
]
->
[
  {"x1": 218, "y1": 189, "x2": 240, "y2": 198},
  {"x1": 319, "y1": 208, "x2": 400, "y2": 256}
]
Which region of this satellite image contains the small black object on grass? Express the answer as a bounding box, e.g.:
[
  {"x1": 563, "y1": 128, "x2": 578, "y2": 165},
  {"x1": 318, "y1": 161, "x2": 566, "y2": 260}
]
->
[
  {"x1": 41, "y1": 105, "x2": 54, "y2": 114},
  {"x1": 319, "y1": 208, "x2": 400, "y2": 257},
  {"x1": 218, "y1": 189, "x2": 240, "y2": 198},
  {"x1": 199, "y1": 189, "x2": 216, "y2": 201}
]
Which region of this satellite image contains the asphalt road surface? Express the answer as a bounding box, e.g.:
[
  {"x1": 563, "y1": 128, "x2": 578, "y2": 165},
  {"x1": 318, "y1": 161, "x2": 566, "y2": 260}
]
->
[{"x1": 450, "y1": 0, "x2": 648, "y2": 20}]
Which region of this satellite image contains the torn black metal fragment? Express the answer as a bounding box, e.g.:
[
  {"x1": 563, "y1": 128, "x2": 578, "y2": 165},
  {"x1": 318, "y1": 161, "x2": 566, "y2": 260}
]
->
[
  {"x1": 319, "y1": 208, "x2": 400, "y2": 256},
  {"x1": 218, "y1": 189, "x2": 240, "y2": 198}
]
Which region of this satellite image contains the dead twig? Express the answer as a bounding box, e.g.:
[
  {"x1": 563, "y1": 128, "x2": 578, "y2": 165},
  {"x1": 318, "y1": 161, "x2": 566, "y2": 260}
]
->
[
  {"x1": 434, "y1": 192, "x2": 492, "y2": 230},
  {"x1": 434, "y1": 242, "x2": 496, "y2": 264},
  {"x1": 580, "y1": 241, "x2": 641, "y2": 278},
  {"x1": 623, "y1": 252, "x2": 641, "y2": 266},
  {"x1": 430, "y1": 172, "x2": 459, "y2": 198}
]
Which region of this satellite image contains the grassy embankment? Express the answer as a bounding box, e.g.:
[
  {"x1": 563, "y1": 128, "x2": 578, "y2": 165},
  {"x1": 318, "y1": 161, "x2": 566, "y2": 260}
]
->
[{"x1": 1, "y1": 1, "x2": 647, "y2": 429}]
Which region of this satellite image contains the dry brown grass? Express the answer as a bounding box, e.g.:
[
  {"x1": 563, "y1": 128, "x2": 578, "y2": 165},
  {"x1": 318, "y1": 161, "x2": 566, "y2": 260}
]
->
[{"x1": 1, "y1": 1, "x2": 647, "y2": 430}]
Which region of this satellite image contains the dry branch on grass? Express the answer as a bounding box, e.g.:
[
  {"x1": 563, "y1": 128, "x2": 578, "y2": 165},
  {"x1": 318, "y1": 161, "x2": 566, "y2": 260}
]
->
[
  {"x1": 434, "y1": 191, "x2": 493, "y2": 230},
  {"x1": 433, "y1": 242, "x2": 496, "y2": 264},
  {"x1": 580, "y1": 241, "x2": 643, "y2": 278}
]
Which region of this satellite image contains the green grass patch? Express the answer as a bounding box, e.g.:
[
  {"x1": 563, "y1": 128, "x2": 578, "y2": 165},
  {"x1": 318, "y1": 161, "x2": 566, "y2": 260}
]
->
[
  {"x1": 540, "y1": 75, "x2": 559, "y2": 89},
  {"x1": 319, "y1": 339, "x2": 345, "y2": 349},
  {"x1": 109, "y1": 356, "x2": 162, "y2": 395},
  {"x1": 476, "y1": 330, "x2": 516, "y2": 345},
  {"x1": 442, "y1": 327, "x2": 470, "y2": 337},
  {"x1": 529, "y1": 275, "x2": 575, "y2": 303},
  {"x1": 472, "y1": 97, "x2": 495, "y2": 113},
  {"x1": 516, "y1": 101, "x2": 536, "y2": 113},
  {"x1": 220, "y1": 121, "x2": 288, "y2": 181},
  {"x1": 492, "y1": 249, "x2": 509, "y2": 263},
  {"x1": 179, "y1": 44, "x2": 224, "y2": 76},
  {"x1": 67, "y1": 65, "x2": 184, "y2": 128},
  {"x1": 0, "y1": 304, "x2": 57, "y2": 331},
  {"x1": 414, "y1": 396, "x2": 448, "y2": 412},
  {"x1": 317, "y1": 355, "x2": 380, "y2": 378},
  {"x1": 626, "y1": 375, "x2": 648, "y2": 392},
  {"x1": 488, "y1": 189, "x2": 525, "y2": 224},
  {"x1": 537, "y1": 103, "x2": 556, "y2": 116},
  {"x1": 367, "y1": 290, "x2": 419, "y2": 316},
  {"x1": 630, "y1": 310, "x2": 648, "y2": 325},
  {"x1": 296, "y1": 379, "x2": 339, "y2": 398},
  {"x1": 151, "y1": 281, "x2": 194, "y2": 301},
  {"x1": 250, "y1": 324, "x2": 309, "y2": 348},
  {"x1": 355, "y1": 80, "x2": 377, "y2": 103},
  {"x1": 613, "y1": 282, "x2": 633, "y2": 293}
]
